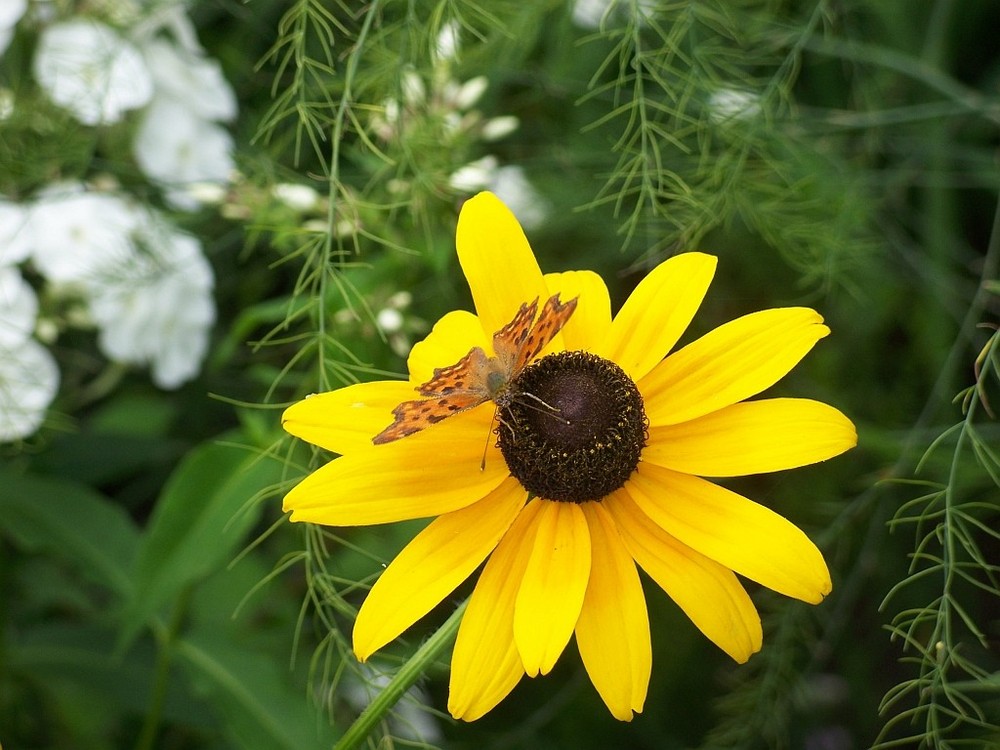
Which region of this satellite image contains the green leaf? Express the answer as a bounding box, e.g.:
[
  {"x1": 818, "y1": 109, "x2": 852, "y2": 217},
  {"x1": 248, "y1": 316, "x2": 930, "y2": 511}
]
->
[
  {"x1": 119, "y1": 435, "x2": 285, "y2": 646},
  {"x1": 5, "y1": 623, "x2": 215, "y2": 731},
  {"x1": 0, "y1": 469, "x2": 139, "y2": 597},
  {"x1": 176, "y1": 631, "x2": 338, "y2": 749}
]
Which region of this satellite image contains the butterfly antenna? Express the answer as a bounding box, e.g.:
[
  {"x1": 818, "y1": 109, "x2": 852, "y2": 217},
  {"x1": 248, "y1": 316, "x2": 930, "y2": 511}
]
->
[
  {"x1": 480, "y1": 408, "x2": 500, "y2": 471},
  {"x1": 515, "y1": 391, "x2": 570, "y2": 425}
]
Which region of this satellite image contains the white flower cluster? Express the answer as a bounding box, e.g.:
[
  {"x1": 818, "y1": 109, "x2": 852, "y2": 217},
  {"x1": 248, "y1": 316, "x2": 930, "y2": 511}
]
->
[
  {"x1": 26, "y1": 4, "x2": 237, "y2": 209},
  {"x1": 449, "y1": 156, "x2": 549, "y2": 230},
  {"x1": 372, "y1": 22, "x2": 550, "y2": 229},
  {"x1": 0, "y1": 199, "x2": 57, "y2": 443},
  {"x1": 0, "y1": 186, "x2": 216, "y2": 441},
  {"x1": 0, "y1": 3, "x2": 229, "y2": 442}
]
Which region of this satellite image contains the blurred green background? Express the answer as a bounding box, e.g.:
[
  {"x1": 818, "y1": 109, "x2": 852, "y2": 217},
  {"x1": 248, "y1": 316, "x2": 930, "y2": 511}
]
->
[{"x1": 1, "y1": 1, "x2": 998, "y2": 748}]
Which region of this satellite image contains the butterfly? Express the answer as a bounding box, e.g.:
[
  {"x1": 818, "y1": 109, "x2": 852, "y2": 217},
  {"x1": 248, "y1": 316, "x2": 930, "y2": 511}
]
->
[{"x1": 372, "y1": 293, "x2": 578, "y2": 444}]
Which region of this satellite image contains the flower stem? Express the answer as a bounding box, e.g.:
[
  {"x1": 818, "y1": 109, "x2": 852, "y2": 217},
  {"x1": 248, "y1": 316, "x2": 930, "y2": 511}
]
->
[
  {"x1": 333, "y1": 598, "x2": 468, "y2": 750},
  {"x1": 135, "y1": 587, "x2": 190, "y2": 750}
]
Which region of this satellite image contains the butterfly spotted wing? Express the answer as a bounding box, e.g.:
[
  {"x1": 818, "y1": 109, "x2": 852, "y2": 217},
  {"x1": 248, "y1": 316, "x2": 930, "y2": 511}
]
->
[
  {"x1": 499, "y1": 293, "x2": 578, "y2": 373},
  {"x1": 371, "y1": 293, "x2": 578, "y2": 444}
]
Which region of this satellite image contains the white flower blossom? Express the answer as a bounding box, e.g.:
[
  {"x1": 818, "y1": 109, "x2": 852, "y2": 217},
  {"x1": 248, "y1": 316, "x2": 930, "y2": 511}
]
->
[
  {"x1": 480, "y1": 115, "x2": 520, "y2": 141},
  {"x1": 133, "y1": 96, "x2": 235, "y2": 210},
  {"x1": 450, "y1": 158, "x2": 548, "y2": 229},
  {"x1": 572, "y1": 0, "x2": 615, "y2": 29},
  {"x1": 387, "y1": 290, "x2": 412, "y2": 309},
  {"x1": 488, "y1": 165, "x2": 549, "y2": 230},
  {"x1": 86, "y1": 214, "x2": 215, "y2": 389},
  {"x1": 182, "y1": 182, "x2": 229, "y2": 205},
  {"x1": 0, "y1": 0, "x2": 26, "y2": 30},
  {"x1": 450, "y1": 76, "x2": 488, "y2": 110},
  {"x1": 272, "y1": 183, "x2": 320, "y2": 212},
  {"x1": 707, "y1": 87, "x2": 763, "y2": 123},
  {"x1": 34, "y1": 20, "x2": 153, "y2": 125},
  {"x1": 375, "y1": 307, "x2": 404, "y2": 334},
  {"x1": 448, "y1": 155, "x2": 500, "y2": 193},
  {"x1": 140, "y1": 37, "x2": 236, "y2": 121},
  {"x1": 403, "y1": 69, "x2": 427, "y2": 106},
  {"x1": 0, "y1": 200, "x2": 32, "y2": 266},
  {"x1": 0, "y1": 266, "x2": 38, "y2": 346},
  {"x1": 28, "y1": 188, "x2": 142, "y2": 284},
  {"x1": 0, "y1": 337, "x2": 59, "y2": 442},
  {"x1": 24, "y1": 185, "x2": 215, "y2": 388},
  {"x1": 434, "y1": 20, "x2": 460, "y2": 62},
  {"x1": 571, "y1": 0, "x2": 656, "y2": 28},
  {"x1": 0, "y1": 0, "x2": 26, "y2": 57}
]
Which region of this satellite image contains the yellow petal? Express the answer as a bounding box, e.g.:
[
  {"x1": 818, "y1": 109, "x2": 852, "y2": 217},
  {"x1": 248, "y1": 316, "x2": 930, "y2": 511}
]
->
[
  {"x1": 605, "y1": 489, "x2": 762, "y2": 662},
  {"x1": 456, "y1": 192, "x2": 550, "y2": 337},
  {"x1": 643, "y1": 398, "x2": 857, "y2": 477},
  {"x1": 281, "y1": 381, "x2": 418, "y2": 456},
  {"x1": 283, "y1": 408, "x2": 508, "y2": 525},
  {"x1": 407, "y1": 310, "x2": 488, "y2": 385},
  {"x1": 598, "y1": 253, "x2": 717, "y2": 381},
  {"x1": 575, "y1": 502, "x2": 651, "y2": 721},
  {"x1": 543, "y1": 270, "x2": 611, "y2": 352},
  {"x1": 513, "y1": 500, "x2": 591, "y2": 677},
  {"x1": 641, "y1": 307, "x2": 830, "y2": 426},
  {"x1": 449, "y1": 499, "x2": 544, "y2": 721},
  {"x1": 353, "y1": 477, "x2": 526, "y2": 661},
  {"x1": 627, "y1": 464, "x2": 832, "y2": 603}
]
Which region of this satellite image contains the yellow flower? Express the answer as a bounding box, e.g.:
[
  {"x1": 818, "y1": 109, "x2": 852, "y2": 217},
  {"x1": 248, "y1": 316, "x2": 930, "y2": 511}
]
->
[{"x1": 282, "y1": 191, "x2": 857, "y2": 722}]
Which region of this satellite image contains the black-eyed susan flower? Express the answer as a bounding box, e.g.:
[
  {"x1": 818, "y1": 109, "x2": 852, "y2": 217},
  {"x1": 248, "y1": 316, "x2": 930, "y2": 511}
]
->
[{"x1": 282, "y1": 191, "x2": 856, "y2": 722}]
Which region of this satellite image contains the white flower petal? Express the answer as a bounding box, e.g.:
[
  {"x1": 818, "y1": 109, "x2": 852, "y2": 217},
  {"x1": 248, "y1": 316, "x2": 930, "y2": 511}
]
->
[
  {"x1": 87, "y1": 214, "x2": 215, "y2": 389},
  {"x1": 448, "y1": 155, "x2": 498, "y2": 192},
  {"x1": 140, "y1": 37, "x2": 237, "y2": 121},
  {"x1": 0, "y1": 0, "x2": 26, "y2": 30},
  {"x1": 0, "y1": 199, "x2": 32, "y2": 265},
  {"x1": 708, "y1": 87, "x2": 762, "y2": 123},
  {"x1": 28, "y1": 191, "x2": 142, "y2": 283},
  {"x1": 271, "y1": 183, "x2": 319, "y2": 211},
  {"x1": 0, "y1": 337, "x2": 59, "y2": 442},
  {"x1": 487, "y1": 166, "x2": 548, "y2": 230},
  {"x1": 453, "y1": 76, "x2": 488, "y2": 110},
  {"x1": 0, "y1": 266, "x2": 37, "y2": 346},
  {"x1": 480, "y1": 115, "x2": 519, "y2": 141},
  {"x1": 34, "y1": 20, "x2": 153, "y2": 125},
  {"x1": 133, "y1": 97, "x2": 234, "y2": 208}
]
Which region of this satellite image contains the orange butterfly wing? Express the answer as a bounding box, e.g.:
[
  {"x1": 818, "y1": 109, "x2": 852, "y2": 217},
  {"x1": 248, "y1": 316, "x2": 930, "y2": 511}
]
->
[
  {"x1": 371, "y1": 293, "x2": 578, "y2": 445},
  {"x1": 371, "y1": 348, "x2": 492, "y2": 444},
  {"x1": 501, "y1": 293, "x2": 579, "y2": 373}
]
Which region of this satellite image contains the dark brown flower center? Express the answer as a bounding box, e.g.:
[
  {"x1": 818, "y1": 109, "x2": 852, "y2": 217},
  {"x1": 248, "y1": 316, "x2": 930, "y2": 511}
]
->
[{"x1": 497, "y1": 351, "x2": 647, "y2": 503}]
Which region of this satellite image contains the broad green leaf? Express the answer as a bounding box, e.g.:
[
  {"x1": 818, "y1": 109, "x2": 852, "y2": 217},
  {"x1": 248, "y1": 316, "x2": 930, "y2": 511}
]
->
[
  {"x1": 0, "y1": 470, "x2": 139, "y2": 597},
  {"x1": 176, "y1": 631, "x2": 338, "y2": 749},
  {"x1": 6, "y1": 623, "x2": 215, "y2": 730},
  {"x1": 31, "y1": 432, "x2": 181, "y2": 488},
  {"x1": 120, "y1": 435, "x2": 285, "y2": 646}
]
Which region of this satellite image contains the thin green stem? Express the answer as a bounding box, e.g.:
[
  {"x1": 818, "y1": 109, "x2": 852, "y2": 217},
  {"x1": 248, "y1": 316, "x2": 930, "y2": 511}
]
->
[
  {"x1": 134, "y1": 587, "x2": 191, "y2": 750},
  {"x1": 332, "y1": 598, "x2": 468, "y2": 750},
  {"x1": 316, "y1": 0, "x2": 382, "y2": 392}
]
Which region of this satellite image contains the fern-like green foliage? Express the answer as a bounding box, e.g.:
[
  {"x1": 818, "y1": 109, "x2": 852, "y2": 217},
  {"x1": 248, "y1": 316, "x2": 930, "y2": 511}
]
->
[
  {"x1": 254, "y1": 2, "x2": 997, "y2": 748},
  {"x1": 875, "y1": 328, "x2": 1000, "y2": 749},
  {"x1": 573, "y1": 0, "x2": 873, "y2": 287}
]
